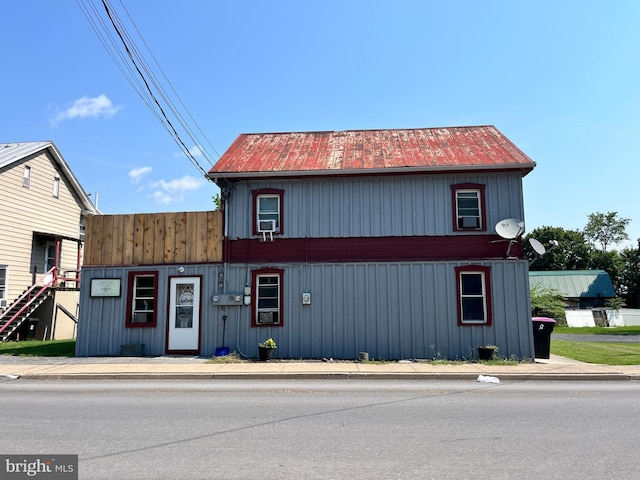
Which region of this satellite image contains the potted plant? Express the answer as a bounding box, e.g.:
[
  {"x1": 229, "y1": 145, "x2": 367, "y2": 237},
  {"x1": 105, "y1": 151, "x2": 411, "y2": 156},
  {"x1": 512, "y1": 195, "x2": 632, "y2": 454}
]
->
[
  {"x1": 258, "y1": 338, "x2": 277, "y2": 361},
  {"x1": 477, "y1": 344, "x2": 498, "y2": 361}
]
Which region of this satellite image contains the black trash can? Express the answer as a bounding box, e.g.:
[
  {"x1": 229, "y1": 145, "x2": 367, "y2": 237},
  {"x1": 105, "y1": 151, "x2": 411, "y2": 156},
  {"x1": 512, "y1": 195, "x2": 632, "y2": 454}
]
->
[{"x1": 532, "y1": 317, "x2": 556, "y2": 359}]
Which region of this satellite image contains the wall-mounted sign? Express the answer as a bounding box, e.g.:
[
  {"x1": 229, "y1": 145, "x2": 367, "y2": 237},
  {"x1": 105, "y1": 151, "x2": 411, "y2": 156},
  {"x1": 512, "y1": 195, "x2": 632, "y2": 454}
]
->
[{"x1": 90, "y1": 278, "x2": 121, "y2": 297}]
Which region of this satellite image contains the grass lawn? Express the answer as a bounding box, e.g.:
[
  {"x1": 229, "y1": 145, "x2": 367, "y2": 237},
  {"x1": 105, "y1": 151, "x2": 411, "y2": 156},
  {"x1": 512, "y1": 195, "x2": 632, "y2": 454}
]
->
[
  {"x1": 550, "y1": 326, "x2": 640, "y2": 365},
  {"x1": 0, "y1": 339, "x2": 75, "y2": 357},
  {"x1": 551, "y1": 339, "x2": 640, "y2": 365},
  {"x1": 553, "y1": 326, "x2": 640, "y2": 335}
]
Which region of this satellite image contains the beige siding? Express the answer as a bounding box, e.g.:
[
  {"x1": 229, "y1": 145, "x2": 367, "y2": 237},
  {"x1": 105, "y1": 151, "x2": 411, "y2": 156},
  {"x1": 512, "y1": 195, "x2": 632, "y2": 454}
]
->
[
  {"x1": 52, "y1": 290, "x2": 80, "y2": 339},
  {"x1": 0, "y1": 150, "x2": 85, "y2": 301}
]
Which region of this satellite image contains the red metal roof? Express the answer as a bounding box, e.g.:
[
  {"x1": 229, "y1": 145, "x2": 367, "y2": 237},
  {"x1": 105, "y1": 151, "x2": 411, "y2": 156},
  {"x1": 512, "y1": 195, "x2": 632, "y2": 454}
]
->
[{"x1": 208, "y1": 126, "x2": 535, "y2": 179}]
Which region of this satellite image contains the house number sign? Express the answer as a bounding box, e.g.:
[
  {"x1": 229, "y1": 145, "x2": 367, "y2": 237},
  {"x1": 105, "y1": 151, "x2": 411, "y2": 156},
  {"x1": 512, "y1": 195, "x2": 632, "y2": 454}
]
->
[{"x1": 90, "y1": 278, "x2": 122, "y2": 297}]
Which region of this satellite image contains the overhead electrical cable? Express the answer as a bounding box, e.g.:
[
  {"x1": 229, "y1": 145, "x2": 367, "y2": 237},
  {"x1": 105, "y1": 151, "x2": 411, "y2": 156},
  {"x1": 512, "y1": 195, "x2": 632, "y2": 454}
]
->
[
  {"x1": 119, "y1": 1, "x2": 221, "y2": 163},
  {"x1": 99, "y1": 0, "x2": 208, "y2": 176},
  {"x1": 77, "y1": 0, "x2": 164, "y2": 125},
  {"x1": 76, "y1": 0, "x2": 219, "y2": 177}
]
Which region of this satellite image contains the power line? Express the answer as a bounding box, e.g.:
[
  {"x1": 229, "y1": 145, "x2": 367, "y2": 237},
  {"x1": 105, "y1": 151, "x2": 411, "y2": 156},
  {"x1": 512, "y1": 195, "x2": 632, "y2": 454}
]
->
[
  {"x1": 76, "y1": 0, "x2": 219, "y2": 177},
  {"x1": 118, "y1": 1, "x2": 221, "y2": 162}
]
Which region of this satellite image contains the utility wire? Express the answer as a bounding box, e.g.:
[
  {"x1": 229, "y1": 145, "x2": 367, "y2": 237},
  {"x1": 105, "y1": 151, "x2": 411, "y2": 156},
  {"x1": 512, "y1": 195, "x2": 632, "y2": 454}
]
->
[
  {"x1": 100, "y1": 0, "x2": 207, "y2": 176},
  {"x1": 119, "y1": 0, "x2": 221, "y2": 163},
  {"x1": 76, "y1": 0, "x2": 219, "y2": 176}
]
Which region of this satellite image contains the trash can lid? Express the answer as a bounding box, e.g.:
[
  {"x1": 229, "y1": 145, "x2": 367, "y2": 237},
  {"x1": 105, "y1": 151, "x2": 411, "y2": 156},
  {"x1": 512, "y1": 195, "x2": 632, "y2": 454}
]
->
[{"x1": 532, "y1": 317, "x2": 556, "y2": 323}]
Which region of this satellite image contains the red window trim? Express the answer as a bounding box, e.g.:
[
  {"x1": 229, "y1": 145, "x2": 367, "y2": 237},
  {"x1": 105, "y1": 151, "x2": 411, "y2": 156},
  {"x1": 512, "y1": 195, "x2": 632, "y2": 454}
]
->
[
  {"x1": 450, "y1": 183, "x2": 487, "y2": 232},
  {"x1": 455, "y1": 265, "x2": 492, "y2": 326},
  {"x1": 251, "y1": 188, "x2": 284, "y2": 236},
  {"x1": 251, "y1": 268, "x2": 284, "y2": 328},
  {"x1": 125, "y1": 270, "x2": 159, "y2": 328}
]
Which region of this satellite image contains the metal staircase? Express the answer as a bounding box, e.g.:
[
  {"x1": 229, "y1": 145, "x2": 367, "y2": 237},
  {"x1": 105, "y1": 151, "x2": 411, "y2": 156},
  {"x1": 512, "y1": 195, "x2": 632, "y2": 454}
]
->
[{"x1": 0, "y1": 268, "x2": 56, "y2": 342}]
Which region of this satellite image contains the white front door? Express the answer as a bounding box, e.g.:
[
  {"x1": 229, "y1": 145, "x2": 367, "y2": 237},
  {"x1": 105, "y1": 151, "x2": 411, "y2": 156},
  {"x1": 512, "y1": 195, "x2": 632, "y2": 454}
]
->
[{"x1": 167, "y1": 277, "x2": 201, "y2": 353}]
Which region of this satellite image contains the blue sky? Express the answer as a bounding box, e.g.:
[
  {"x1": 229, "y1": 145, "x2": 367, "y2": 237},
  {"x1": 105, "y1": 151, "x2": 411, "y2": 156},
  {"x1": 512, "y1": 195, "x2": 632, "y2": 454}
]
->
[{"x1": 3, "y1": 0, "x2": 639, "y2": 249}]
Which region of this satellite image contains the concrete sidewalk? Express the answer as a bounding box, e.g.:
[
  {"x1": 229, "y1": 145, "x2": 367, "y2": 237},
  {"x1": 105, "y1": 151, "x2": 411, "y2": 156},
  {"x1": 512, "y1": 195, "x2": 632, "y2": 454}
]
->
[{"x1": 1, "y1": 355, "x2": 640, "y2": 381}]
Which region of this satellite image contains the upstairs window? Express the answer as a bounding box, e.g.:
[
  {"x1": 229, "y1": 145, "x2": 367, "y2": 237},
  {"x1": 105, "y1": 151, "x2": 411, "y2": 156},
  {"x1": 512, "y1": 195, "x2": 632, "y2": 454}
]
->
[
  {"x1": 251, "y1": 268, "x2": 284, "y2": 327},
  {"x1": 252, "y1": 189, "x2": 284, "y2": 236},
  {"x1": 23, "y1": 166, "x2": 31, "y2": 188},
  {"x1": 126, "y1": 271, "x2": 158, "y2": 328},
  {"x1": 451, "y1": 183, "x2": 486, "y2": 231},
  {"x1": 455, "y1": 265, "x2": 492, "y2": 326},
  {"x1": 0, "y1": 266, "x2": 7, "y2": 301},
  {"x1": 53, "y1": 177, "x2": 60, "y2": 198}
]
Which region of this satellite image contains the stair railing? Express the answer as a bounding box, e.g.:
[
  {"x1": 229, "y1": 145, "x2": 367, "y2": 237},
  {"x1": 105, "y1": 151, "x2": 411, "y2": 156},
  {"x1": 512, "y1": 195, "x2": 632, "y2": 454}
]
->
[{"x1": 0, "y1": 267, "x2": 57, "y2": 336}]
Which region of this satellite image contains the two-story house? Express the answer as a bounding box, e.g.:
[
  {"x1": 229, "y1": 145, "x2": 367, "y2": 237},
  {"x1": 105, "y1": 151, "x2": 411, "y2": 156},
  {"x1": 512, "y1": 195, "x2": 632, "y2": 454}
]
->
[
  {"x1": 76, "y1": 126, "x2": 536, "y2": 360},
  {"x1": 0, "y1": 142, "x2": 98, "y2": 341}
]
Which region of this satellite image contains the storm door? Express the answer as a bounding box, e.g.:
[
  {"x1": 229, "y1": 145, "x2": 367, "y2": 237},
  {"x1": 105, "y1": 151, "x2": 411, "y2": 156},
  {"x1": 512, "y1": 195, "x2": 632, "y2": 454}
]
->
[{"x1": 167, "y1": 276, "x2": 201, "y2": 353}]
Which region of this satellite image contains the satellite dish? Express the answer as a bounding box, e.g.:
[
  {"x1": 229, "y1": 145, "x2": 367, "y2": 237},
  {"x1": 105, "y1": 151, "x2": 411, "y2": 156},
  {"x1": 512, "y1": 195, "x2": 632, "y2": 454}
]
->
[
  {"x1": 495, "y1": 218, "x2": 525, "y2": 239},
  {"x1": 529, "y1": 238, "x2": 546, "y2": 255}
]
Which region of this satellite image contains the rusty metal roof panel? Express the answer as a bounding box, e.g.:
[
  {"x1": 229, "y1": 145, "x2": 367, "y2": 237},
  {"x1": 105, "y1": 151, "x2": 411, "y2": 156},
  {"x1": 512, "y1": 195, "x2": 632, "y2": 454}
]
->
[{"x1": 208, "y1": 126, "x2": 536, "y2": 179}]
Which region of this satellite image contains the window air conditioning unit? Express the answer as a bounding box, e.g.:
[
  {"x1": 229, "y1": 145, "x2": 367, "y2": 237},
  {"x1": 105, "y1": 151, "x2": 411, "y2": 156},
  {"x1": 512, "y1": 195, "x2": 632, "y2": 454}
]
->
[
  {"x1": 0, "y1": 299, "x2": 8, "y2": 308},
  {"x1": 460, "y1": 216, "x2": 480, "y2": 228},
  {"x1": 258, "y1": 219, "x2": 276, "y2": 241},
  {"x1": 258, "y1": 219, "x2": 276, "y2": 232},
  {"x1": 258, "y1": 312, "x2": 277, "y2": 324}
]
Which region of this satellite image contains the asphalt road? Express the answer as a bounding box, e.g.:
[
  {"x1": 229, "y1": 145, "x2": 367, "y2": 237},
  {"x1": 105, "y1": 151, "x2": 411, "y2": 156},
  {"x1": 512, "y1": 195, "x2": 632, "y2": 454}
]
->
[{"x1": 1, "y1": 379, "x2": 639, "y2": 479}]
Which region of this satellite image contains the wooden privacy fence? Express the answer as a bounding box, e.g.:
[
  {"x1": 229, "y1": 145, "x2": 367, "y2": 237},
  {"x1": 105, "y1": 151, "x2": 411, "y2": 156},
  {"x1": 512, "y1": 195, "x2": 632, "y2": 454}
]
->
[{"x1": 84, "y1": 211, "x2": 223, "y2": 266}]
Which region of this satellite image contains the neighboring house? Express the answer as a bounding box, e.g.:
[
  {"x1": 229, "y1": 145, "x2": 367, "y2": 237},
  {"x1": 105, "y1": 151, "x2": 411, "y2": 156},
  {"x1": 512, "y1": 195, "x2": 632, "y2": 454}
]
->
[
  {"x1": 529, "y1": 270, "x2": 617, "y2": 327},
  {"x1": 529, "y1": 270, "x2": 616, "y2": 309},
  {"x1": 76, "y1": 126, "x2": 537, "y2": 360},
  {"x1": 0, "y1": 141, "x2": 98, "y2": 341}
]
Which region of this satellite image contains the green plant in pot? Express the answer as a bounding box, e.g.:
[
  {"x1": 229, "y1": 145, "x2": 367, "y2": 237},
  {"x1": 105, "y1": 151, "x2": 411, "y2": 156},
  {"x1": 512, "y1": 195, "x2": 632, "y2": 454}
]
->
[
  {"x1": 258, "y1": 338, "x2": 277, "y2": 361},
  {"x1": 477, "y1": 344, "x2": 498, "y2": 361}
]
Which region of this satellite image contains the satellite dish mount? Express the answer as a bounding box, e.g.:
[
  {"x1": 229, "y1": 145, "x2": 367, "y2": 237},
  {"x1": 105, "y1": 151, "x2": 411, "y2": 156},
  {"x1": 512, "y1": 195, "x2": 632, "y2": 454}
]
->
[
  {"x1": 494, "y1": 218, "x2": 525, "y2": 258},
  {"x1": 528, "y1": 238, "x2": 559, "y2": 265}
]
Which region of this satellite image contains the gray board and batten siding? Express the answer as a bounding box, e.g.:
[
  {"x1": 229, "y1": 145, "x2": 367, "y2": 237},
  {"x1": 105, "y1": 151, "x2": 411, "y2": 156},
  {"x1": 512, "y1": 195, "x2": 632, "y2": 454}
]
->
[
  {"x1": 75, "y1": 169, "x2": 535, "y2": 359},
  {"x1": 76, "y1": 259, "x2": 533, "y2": 360},
  {"x1": 224, "y1": 173, "x2": 525, "y2": 239}
]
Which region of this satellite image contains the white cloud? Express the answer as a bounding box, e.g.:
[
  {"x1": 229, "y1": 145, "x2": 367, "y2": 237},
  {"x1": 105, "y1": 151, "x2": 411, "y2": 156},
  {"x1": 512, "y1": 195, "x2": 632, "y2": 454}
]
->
[
  {"x1": 149, "y1": 175, "x2": 204, "y2": 205},
  {"x1": 175, "y1": 144, "x2": 204, "y2": 159},
  {"x1": 129, "y1": 167, "x2": 152, "y2": 184},
  {"x1": 50, "y1": 94, "x2": 123, "y2": 126}
]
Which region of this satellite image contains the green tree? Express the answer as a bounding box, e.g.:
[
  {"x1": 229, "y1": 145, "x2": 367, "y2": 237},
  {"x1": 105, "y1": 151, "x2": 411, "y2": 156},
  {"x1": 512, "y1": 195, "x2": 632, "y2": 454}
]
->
[
  {"x1": 589, "y1": 249, "x2": 625, "y2": 297},
  {"x1": 583, "y1": 211, "x2": 630, "y2": 253},
  {"x1": 212, "y1": 193, "x2": 222, "y2": 211},
  {"x1": 620, "y1": 240, "x2": 640, "y2": 307},
  {"x1": 530, "y1": 285, "x2": 567, "y2": 325},
  {"x1": 523, "y1": 226, "x2": 593, "y2": 271}
]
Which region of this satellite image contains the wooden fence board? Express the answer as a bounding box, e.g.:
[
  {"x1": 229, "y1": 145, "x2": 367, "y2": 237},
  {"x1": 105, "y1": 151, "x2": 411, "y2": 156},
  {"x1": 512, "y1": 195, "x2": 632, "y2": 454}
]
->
[
  {"x1": 164, "y1": 212, "x2": 176, "y2": 263},
  {"x1": 143, "y1": 214, "x2": 155, "y2": 264},
  {"x1": 186, "y1": 212, "x2": 198, "y2": 262},
  {"x1": 86, "y1": 214, "x2": 103, "y2": 265},
  {"x1": 174, "y1": 212, "x2": 187, "y2": 263},
  {"x1": 194, "y1": 212, "x2": 208, "y2": 263},
  {"x1": 112, "y1": 215, "x2": 124, "y2": 265},
  {"x1": 206, "y1": 211, "x2": 220, "y2": 262},
  {"x1": 84, "y1": 211, "x2": 221, "y2": 266},
  {"x1": 102, "y1": 215, "x2": 114, "y2": 265},
  {"x1": 132, "y1": 215, "x2": 145, "y2": 264},
  {"x1": 153, "y1": 214, "x2": 166, "y2": 264},
  {"x1": 122, "y1": 215, "x2": 135, "y2": 265}
]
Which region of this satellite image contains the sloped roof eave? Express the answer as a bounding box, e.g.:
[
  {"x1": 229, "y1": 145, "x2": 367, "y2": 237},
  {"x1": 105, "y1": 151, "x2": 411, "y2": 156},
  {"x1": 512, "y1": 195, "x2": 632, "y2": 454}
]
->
[
  {"x1": 209, "y1": 162, "x2": 535, "y2": 182},
  {"x1": 1, "y1": 141, "x2": 98, "y2": 214}
]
